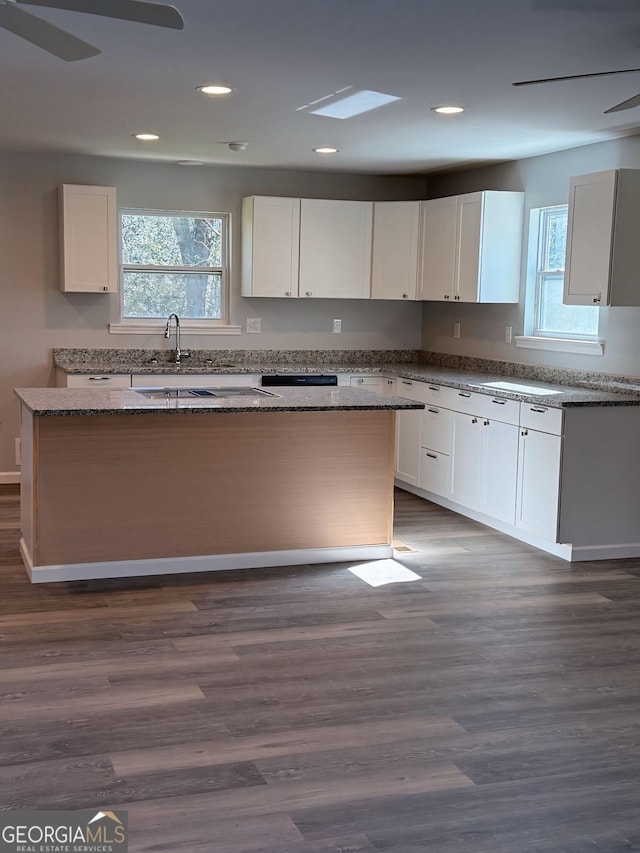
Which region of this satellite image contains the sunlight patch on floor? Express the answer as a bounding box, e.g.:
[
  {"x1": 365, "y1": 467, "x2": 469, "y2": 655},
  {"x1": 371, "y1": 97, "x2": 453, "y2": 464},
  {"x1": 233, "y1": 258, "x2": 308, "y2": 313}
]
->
[{"x1": 348, "y1": 559, "x2": 422, "y2": 587}]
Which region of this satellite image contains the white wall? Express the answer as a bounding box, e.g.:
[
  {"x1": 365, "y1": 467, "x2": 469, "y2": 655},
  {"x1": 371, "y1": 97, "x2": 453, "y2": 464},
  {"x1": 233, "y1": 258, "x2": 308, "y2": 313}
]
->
[
  {"x1": 421, "y1": 134, "x2": 640, "y2": 377},
  {"x1": 0, "y1": 152, "x2": 427, "y2": 474}
]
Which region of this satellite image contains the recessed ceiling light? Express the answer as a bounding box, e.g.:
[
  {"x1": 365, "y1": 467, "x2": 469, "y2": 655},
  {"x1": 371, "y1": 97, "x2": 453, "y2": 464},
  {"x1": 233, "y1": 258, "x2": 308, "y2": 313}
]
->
[
  {"x1": 313, "y1": 146, "x2": 339, "y2": 154},
  {"x1": 197, "y1": 84, "x2": 234, "y2": 96},
  {"x1": 176, "y1": 160, "x2": 204, "y2": 166},
  {"x1": 133, "y1": 133, "x2": 159, "y2": 141},
  {"x1": 431, "y1": 105, "x2": 465, "y2": 115}
]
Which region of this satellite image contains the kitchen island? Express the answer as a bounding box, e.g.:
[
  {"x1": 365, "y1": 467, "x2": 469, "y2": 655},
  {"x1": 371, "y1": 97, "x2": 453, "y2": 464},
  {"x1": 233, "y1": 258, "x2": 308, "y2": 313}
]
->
[{"x1": 15, "y1": 386, "x2": 423, "y2": 583}]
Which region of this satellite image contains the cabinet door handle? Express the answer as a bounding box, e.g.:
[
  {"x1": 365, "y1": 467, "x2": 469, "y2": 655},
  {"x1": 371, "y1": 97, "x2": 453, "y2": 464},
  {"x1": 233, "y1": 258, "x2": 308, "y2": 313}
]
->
[
  {"x1": 521, "y1": 429, "x2": 528, "y2": 436},
  {"x1": 444, "y1": 294, "x2": 450, "y2": 300},
  {"x1": 458, "y1": 392, "x2": 471, "y2": 398},
  {"x1": 492, "y1": 399, "x2": 506, "y2": 405},
  {"x1": 402, "y1": 293, "x2": 409, "y2": 299},
  {"x1": 426, "y1": 452, "x2": 437, "y2": 459},
  {"x1": 471, "y1": 417, "x2": 478, "y2": 424},
  {"x1": 454, "y1": 295, "x2": 460, "y2": 300},
  {"x1": 427, "y1": 408, "x2": 439, "y2": 414},
  {"x1": 530, "y1": 407, "x2": 547, "y2": 413},
  {"x1": 305, "y1": 291, "x2": 313, "y2": 296},
  {"x1": 593, "y1": 296, "x2": 601, "y2": 304},
  {"x1": 284, "y1": 291, "x2": 292, "y2": 296},
  {"x1": 483, "y1": 419, "x2": 490, "y2": 425}
]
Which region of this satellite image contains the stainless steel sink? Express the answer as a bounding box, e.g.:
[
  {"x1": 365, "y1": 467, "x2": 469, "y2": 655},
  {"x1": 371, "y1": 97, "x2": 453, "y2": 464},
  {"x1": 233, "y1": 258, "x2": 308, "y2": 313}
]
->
[{"x1": 132, "y1": 387, "x2": 278, "y2": 399}]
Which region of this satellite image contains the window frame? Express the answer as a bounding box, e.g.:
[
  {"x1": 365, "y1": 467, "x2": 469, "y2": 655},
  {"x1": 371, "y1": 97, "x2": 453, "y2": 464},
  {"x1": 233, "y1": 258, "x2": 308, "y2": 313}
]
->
[
  {"x1": 516, "y1": 204, "x2": 603, "y2": 356},
  {"x1": 110, "y1": 207, "x2": 240, "y2": 336}
]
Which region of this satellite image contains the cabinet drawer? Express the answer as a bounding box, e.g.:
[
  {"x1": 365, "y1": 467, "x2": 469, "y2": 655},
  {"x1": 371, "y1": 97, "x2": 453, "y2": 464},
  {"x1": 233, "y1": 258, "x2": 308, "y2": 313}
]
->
[
  {"x1": 419, "y1": 448, "x2": 450, "y2": 497},
  {"x1": 63, "y1": 374, "x2": 131, "y2": 388},
  {"x1": 395, "y1": 378, "x2": 432, "y2": 403},
  {"x1": 471, "y1": 394, "x2": 521, "y2": 425},
  {"x1": 449, "y1": 388, "x2": 485, "y2": 415},
  {"x1": 421, "y1": 405, "x2": 453, "y2": 454},
  {"x1": 420, "y1": 382, "x2": 457, "y2": 407},
  {"x1": 131, "y1": 374, "x2": 261, "y2": 388},
  {"x1": 350, "y1": 376, "x2": 383, "y2": 391},
  {"x1": 520, "y1": 404, "x2": 563, "y2": 435}
]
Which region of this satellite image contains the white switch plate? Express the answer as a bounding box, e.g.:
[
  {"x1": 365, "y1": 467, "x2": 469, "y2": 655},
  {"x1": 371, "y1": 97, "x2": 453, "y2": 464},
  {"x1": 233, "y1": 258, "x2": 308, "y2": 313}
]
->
[
  {"x1": 246, "y1": 318, "x2": 261, "y2": 333},
  {"x1": 332, "y1": 319, "x2": 342, "y2": 334},
  {"x1": 453, "y1": 321, "x2": 461, "y2": 339},
  {"x1": 505, "y1": 325, "x2": 513, "y2": 344}
]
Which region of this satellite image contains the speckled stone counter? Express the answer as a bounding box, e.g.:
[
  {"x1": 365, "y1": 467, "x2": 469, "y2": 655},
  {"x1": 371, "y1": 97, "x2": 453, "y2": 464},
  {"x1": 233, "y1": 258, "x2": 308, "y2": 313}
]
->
[
  {"x1": 15, "y1": 386, "x2": 424, "y2": 416},
  {"x1": 52, "y1": 348, "x2": 640, "y2": 408}
]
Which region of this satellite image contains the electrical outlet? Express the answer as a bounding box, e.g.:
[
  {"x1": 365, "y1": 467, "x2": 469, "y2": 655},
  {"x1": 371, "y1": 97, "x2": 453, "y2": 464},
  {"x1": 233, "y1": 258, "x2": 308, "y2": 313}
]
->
[
  {"x1": 453, "y1": 321, "x2": 461, "y2": 339},
  {"x1": 332, "y1": 319, "x2": 342, "y2": 334},
  {"x1": 14, "y1": 438, "x2": 21, "y2": 467},
  {"x1": 246, "y1": 318, "x2": 261, "y2": 333},
  {"x1": 505, "y1": 325, "x2": 513, "y2": 344}
]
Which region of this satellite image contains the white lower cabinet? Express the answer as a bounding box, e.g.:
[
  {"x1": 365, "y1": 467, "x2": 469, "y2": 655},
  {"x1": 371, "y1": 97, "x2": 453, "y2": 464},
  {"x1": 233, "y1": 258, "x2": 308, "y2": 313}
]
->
[
  {"x1": 450, "y1": 412, "x2": 482, "y2": 507},
  {"x1": 395, "y1": 379, "x2": 431, "y2": 486},
  {"x1": 480, "y1": 418, "x2": 519, "y2": 525},
  {"x1": 515, "y1": 425, "x2": 562, "y2": 541}
]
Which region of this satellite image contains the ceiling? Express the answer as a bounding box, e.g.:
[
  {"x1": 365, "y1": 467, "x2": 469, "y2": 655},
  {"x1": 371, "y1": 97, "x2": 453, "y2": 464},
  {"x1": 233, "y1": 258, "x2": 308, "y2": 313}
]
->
[{"x1": 2, "y1": 0, "x2": 640, "y2": 175}]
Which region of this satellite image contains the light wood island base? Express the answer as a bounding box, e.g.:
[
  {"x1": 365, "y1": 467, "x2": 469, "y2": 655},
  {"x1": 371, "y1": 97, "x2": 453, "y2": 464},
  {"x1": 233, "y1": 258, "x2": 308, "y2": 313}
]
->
[{"x1": 20, "y1": 408, "x2": 396, "y2": 583}]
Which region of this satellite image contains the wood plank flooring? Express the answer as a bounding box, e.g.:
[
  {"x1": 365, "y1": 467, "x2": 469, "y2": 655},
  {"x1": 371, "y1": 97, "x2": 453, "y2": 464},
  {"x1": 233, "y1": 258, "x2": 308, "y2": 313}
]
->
[{"x1": 2, "y1": 483, "x2": 640, "y2": 851}]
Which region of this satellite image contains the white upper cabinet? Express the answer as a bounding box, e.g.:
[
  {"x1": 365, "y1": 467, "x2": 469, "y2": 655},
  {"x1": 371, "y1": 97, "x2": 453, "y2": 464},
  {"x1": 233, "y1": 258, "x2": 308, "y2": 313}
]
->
[
  {"x1": 241, "y1": 196, "x2": 300, "y2": 298},
  {"x1": 419, "y1": 190, "x2": 524, "y2": 303},
  {"x1": 299, "y1": 199, "x2": 373, "y2": 299},
  {"x1": 58, "y1": 184, "x2": 117, "y2": 293},
  {"x1": 563, "y1": 169, "x2": 640, "y2": 306},
  {"x1": 371, "y1": 201, "x2": 420, "y2": 300}
]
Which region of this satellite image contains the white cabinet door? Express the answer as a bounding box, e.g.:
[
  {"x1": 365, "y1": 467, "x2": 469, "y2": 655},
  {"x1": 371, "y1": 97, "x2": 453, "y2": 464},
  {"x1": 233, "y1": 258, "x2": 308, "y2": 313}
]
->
[
  {"x1": 563, "y1": 171, "x2": 616, "y2": 306},
  {"x1": 419, "y1": 196, "x2": 457, "y2": 301},
  {"x1": 516, "y1": 428, "x2": 562, "y2": 541},
  {"x1": 450, "y1": 412, "x2": 482, "y2": 508},
  {"x1": 299, "y1": 199, "x2": 373, "y2": 299},
  {"x1": 241, "y1": 196, "x2": 300, "y2": 298},
  {"x1": 394, "y1": 379, "x2": 427, "y2": 486},
  {"x1": 480, "y1": 419, "x2": 519, "y2": 525},
  {"x1": 419, "y1": 448, "x2": 450, "y2": 497},
  {"x1": 563, "y1": 169, "x2": 640, "y2": 307},
  {"x1": 420, "y1": 191, "x2": 523, "y2": 303},
  {"x1": 381, "y1": 378, "x2": 397, "y2": 396},
  {"x1": 58, "y1": 185, "x2": 118, "y2": 293},
  {"x1": 371, "y1": 202, "x2": 419, "y2": 300}
]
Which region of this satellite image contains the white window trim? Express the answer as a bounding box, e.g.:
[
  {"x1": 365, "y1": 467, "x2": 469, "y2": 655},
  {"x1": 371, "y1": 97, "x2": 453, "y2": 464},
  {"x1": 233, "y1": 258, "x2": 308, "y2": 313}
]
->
[
  {"x1": 522, "y1": 205, "x2": 604, "y2": 356},
  {"x1": 109, "y1": 321, "x2": 241, "y2": 335},
  {"x1": 117, "y1": 207, "x2": 232, "y2": 330},
  {"x1": 514, "y1": 335, "x2": 604, "y2": 356}
]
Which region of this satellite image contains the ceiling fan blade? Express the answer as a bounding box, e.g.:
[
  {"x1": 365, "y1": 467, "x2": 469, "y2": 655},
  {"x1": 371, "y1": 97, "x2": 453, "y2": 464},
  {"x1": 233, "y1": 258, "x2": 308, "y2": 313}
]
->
[
  {"x1": 18, "y1": 0, "x2": 184, "y2": 29},
  {"x1": 0, "y1": 3, "x2": 99, "y2": 60},
  {"x1": 513, "y1": 67, "x2": 640, "y2": 86},
  {"x1": 604, "y1": 92, "x2": 640, "y2": 113}
]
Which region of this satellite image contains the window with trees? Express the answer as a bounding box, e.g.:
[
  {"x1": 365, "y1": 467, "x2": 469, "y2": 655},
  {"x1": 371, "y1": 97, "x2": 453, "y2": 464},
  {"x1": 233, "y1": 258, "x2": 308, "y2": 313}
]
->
[
  {"x1": 120, "y1": 210, "x2": 228, "y2": 323},
  {"x1": 532, "y1": 205, "x2": 598, "y2": 339}
]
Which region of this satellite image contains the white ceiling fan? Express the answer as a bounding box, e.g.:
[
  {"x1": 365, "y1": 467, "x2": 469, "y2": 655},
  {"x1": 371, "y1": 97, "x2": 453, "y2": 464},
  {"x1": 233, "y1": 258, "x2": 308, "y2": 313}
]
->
[{"x1": 0, "y1": 0, "x2": 184, "y2": 61}]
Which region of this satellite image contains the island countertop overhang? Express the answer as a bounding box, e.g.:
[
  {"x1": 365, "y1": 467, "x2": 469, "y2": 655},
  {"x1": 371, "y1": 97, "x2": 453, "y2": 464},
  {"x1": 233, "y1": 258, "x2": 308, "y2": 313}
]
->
[{"x1": 14, "y1": 386, "x2": 425, "y2": 416}]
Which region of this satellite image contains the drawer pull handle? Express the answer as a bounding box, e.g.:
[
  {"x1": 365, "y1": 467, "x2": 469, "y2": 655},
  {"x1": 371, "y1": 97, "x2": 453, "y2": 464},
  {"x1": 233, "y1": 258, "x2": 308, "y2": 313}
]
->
[
  {"x1": 401, "y1": 380, "x2": 412, "y2": 386},
  {"x1": 458, "y1": 392, "x2": 471, "y2": 398},
  {"x1": 88, "y1": 376, "x2": 110, "y2": 381},
  {"x1": 530, "y1": 407, "x2": 547, "y2": 413},
  {"x1": 426, "y1": 452, "x2": 437, "y2": 459},
  {"x1": 428, "y1": 386, "x2": 440, "y2": 391},
  {"x1": 427, "y1": 408, "x2": 439, "y2": 414},
  {"x1": 492, "y1": 399, "x2": 506, "y2": 405}
]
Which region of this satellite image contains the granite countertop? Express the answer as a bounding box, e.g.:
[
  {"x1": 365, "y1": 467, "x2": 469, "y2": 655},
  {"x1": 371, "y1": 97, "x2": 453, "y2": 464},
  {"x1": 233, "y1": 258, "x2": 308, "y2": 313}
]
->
[
  {"x1": 51, "y1": 348, "x2": 640, "y2": 408},
  {"x1": 15, "y1": 386, "x2": 424, "y2": 417}
]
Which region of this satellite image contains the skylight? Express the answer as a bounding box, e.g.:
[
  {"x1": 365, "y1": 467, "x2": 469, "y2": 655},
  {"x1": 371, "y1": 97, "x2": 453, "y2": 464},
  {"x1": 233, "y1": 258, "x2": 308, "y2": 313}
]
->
[{"x1": 309, "y1": 89, "x2": 401, "y2": 119}]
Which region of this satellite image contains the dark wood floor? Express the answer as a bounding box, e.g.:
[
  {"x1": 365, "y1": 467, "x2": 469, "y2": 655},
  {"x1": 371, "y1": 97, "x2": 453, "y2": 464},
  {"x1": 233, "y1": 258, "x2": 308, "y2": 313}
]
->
[{"x1": 2, "y1": 484, "x2": 640, "y2": 851}]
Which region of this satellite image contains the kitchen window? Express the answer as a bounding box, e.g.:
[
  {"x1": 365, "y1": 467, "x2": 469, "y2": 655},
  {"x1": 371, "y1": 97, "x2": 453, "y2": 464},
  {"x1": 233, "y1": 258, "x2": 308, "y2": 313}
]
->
[
  {"x1": 516, "y1": 205, "x2": 602, "y2": 355},
  {"x1": 112, "y1": 209, "x2": 239, "y2": 335}
]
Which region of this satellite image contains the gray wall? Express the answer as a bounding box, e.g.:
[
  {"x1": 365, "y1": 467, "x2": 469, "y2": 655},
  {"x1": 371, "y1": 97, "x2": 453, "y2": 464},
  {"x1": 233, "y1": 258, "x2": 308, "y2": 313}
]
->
[
  {"x1": 421, "y1": 134, "x2": 640, "y2": 376},
  {"x1": 0, "y1": 152, "x2": 426, "y2": 473}
]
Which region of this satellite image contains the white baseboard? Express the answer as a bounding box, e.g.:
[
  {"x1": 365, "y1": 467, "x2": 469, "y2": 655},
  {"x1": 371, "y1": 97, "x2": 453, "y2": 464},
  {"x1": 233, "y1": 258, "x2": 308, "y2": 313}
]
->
[
  {"x1": 0, "y1": 472, "x2": 20, "y2": 485},
  {"x1": 19, "y1": 539, "x2": 393, "y2": 584}
]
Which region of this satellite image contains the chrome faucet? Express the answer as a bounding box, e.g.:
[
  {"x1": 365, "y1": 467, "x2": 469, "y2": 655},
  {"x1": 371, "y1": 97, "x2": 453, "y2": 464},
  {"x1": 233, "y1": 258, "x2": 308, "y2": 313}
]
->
[{"x1": 164, "y1": 313, "x2": 186, "y2": 364}]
